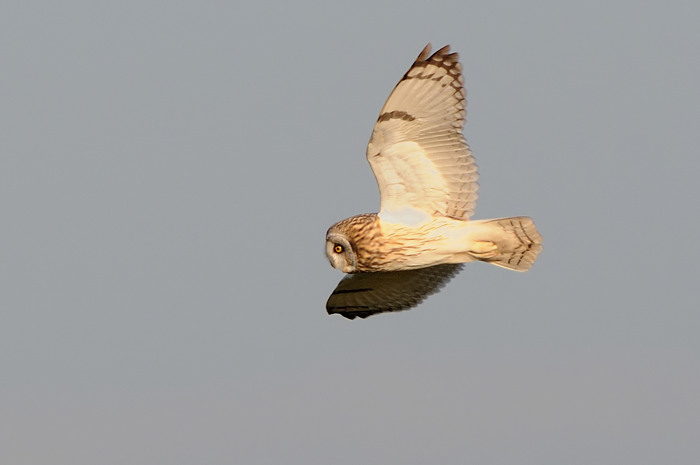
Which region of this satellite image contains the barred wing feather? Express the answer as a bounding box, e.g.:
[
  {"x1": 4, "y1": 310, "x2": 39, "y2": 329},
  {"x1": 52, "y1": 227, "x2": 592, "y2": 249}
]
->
[{"x1": 367, "y1": 44, "x2": 479, "y2": 221}]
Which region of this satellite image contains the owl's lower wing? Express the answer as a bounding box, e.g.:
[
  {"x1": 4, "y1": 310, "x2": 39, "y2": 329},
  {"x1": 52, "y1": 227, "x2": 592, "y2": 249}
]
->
[
  {"x1": 326, "y1": 264, "x2": 463, "y2": 319},
  {"x1": 366, "y1": 44, "x2": 478, "y2": 221}
]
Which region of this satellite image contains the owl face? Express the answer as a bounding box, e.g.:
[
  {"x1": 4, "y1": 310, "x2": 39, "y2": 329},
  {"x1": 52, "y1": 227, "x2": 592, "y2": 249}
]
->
[{"x1": 325, "y1": 233, "x2": 357, "y2": 273}]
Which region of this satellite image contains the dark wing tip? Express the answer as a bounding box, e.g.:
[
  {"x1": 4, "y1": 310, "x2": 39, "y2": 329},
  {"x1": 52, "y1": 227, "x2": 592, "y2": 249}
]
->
[
  {"x1": 414, "y1": 44, "x2": 459, "y2": 65},
  {"x1": 326, "y1": 306, "x2": 372, "y2": 320},
  {"x1": 416, "y1": 43, "x2": 433, "y2": 61},
  {"x1": 402, "y1": 43, "x2": 460, "y2": 83},
  {"x1": 326, "y1": 299, "x2": 389, "y2": 319}
]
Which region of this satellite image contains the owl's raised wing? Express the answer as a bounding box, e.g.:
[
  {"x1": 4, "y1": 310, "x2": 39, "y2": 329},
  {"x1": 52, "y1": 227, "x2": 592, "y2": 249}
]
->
[
  {"x1": 326, "y1": 264, "x2": 463, "y2": 319},
  {"x1": 367, "y1": 44, "x2": 479, "y2": 221}
]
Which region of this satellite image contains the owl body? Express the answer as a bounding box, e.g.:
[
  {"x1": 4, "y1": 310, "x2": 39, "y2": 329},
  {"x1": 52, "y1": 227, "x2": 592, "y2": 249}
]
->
[
  {"x1": 327, "y1": 213, "x2": 540, "y2": 273},
  {"x1": 324, "y1": 44, "x2": 543, "y2": 318}
]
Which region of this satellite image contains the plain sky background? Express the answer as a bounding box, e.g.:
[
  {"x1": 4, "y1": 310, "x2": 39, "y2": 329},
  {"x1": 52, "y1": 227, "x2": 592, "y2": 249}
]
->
[{"x1": 2, "y1": 1, "x2": 699, "y2": 464}]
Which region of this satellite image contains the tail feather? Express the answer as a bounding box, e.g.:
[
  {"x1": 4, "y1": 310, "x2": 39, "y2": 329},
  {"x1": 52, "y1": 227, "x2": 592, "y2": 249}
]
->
[{"x1": 469, "y1": 217, "x2": 542, "y2": 271}]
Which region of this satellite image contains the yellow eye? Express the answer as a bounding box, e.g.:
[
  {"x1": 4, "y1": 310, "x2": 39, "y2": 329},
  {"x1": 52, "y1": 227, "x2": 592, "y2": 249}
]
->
[{"x1": 333, "y1": 244, "x2": 343, "y2": 254}]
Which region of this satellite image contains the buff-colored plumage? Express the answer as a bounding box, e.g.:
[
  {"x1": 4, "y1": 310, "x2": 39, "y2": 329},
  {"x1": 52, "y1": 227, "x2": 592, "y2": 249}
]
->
[{"x1": 325, "y1": 44, "x2": 543, "y2": 319}]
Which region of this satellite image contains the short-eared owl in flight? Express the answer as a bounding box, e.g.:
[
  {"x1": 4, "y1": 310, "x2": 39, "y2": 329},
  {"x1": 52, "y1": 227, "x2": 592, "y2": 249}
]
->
[{"x1": 326, "y1": 44, "x2": 542, "y2": 319}]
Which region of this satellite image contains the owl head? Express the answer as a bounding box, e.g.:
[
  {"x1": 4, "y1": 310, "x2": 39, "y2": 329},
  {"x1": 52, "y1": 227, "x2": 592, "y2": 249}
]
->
[
  {"x1": 326, "y1": 232, "x2": 357, "y2": 273},
  {"x1": 325, "y1": 213, "x2": 380, "y2": 273}
]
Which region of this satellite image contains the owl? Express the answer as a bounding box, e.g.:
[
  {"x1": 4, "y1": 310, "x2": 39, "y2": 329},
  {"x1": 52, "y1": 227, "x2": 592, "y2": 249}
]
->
[{"x1": 325, "y1": 44, "x2": 542, "y2": 319}]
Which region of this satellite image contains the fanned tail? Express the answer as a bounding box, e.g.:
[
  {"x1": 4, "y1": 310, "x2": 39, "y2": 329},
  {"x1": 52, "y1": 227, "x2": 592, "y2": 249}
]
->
[{"x1": 467, "y1": 217, "x2": 542, "y2": 271}]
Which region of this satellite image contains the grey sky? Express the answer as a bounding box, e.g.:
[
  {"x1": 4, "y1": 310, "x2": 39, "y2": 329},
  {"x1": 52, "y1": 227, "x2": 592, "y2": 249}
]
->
[{"x1": 2, "y1": 1, "x2": 699, "y2": 464}]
